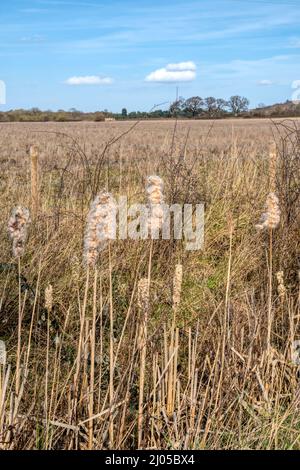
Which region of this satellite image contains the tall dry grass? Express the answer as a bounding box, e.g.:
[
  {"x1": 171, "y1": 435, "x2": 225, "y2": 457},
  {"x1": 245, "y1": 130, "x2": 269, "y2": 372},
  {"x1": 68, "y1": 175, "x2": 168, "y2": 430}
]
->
[{"x1": 0, "y1": 118, "x2": 299, "y2": 449}]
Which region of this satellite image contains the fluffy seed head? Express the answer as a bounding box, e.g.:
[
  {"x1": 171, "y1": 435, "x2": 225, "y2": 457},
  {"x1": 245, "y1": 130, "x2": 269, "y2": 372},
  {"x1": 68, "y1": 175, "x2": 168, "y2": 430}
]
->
[
  {"x1": 146, "y1": 175, "x2": 165, "y2": 234},
  {"x1": 45, "y1": 284, "x2": 53, "y2": 313},
  {"x1": 255, "y1": 192, "x2": 281, "y2": 230},
  {"x1": 83, "y1": 192, "x2": 117, "y2": 267},
  {"x1": 0, "y1": 340, "x2": 6, "y2": 365},
  {"x1": 8, "y1": 206, "x2": 31, "y2": 257},
  {"x1": 138, "y1": 278, "x2": 149, "y2": 313},
  {"x1": 276, "y1": 271, "x2": 286, "y2": 300}
]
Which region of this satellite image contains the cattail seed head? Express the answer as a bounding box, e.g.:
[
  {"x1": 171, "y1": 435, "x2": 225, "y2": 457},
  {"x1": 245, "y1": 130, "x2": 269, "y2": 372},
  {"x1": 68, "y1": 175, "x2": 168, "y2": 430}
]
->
[
  {"x1": 255, "y1": 192, "x2": 281, "y2": 230},
  {"x1": 0, "y1": 340, "x2": 6, "y2": 365},
  {"x1": 8, "y1": 206, "x2": 31, "y2": 257},
  {"x1": 146, "y1": 175, "x2": 165, "y2": 235},
  {"x1": 138, "y1": 278, "x2": 149, "y2": 314},
  {"x1": 173, "y1": 264, "x2": 183, "y2": 311},
  {"x1": 83, "y1": 192, "x2": 117, "y2": 267},
  {"x1": 45, "y1": 284, "x2": 53, "y2": 313},
  {"x1": 276, "y1": 271, "x2": 286, "y2": 300}
]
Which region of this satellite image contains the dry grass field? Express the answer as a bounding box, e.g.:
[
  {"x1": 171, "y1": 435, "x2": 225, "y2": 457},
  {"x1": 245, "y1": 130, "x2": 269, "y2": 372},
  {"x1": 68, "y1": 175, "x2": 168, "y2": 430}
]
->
[{"x1": 0, "y1": 118, "x2": 299, "y2": 449}]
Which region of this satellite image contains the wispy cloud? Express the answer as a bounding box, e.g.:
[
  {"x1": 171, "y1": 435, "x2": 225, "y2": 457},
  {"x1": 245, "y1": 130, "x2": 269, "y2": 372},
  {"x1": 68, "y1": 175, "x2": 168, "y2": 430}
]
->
[
  {"x1": 257, "y1": 79, "x2": 274, "y2": 86},
  {"x1": 20, "y1": 34, "x2": 45, "y2": 43},
  {"x1": 65, "y1": 75, "x2": 113, "y2": 85},
  {"x1": 145, "y1": 61, "x2": 197, "y2": 82},
  {"x1": 166, "y1": 61, "x2": 196, "y2": 71}
]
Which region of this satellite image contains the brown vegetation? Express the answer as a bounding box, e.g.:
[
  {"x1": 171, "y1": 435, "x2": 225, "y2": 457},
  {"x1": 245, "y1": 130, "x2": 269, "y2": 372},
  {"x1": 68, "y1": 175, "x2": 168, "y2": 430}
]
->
[{"x1": 0, "y1": 118, "x2": 299, "y2": 449}]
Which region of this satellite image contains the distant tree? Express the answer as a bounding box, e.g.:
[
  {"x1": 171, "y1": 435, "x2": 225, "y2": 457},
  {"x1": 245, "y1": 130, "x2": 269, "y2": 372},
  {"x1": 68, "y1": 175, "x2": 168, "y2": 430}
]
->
[
  {"x1": 228, "y1": 95, "x2": 249, "y2": 115},
  {"x1": 203, "y1": 97, "x2": 218, "y2": 117},
  {"x1": 184, "y1": 96, "x2": 203, "y2": 117},
  {"x1": 169, "y1": 97, "x2": 185, "y2": 116},
  {"x1": 257, "y1": 103, "x2": 266, "y2": 109},
  {"x1": 215, "y1": 98, "x2": 228, "y2": 116},
  {"x1": 122, "y1": 108, "x2": 128, "y2": 117}
]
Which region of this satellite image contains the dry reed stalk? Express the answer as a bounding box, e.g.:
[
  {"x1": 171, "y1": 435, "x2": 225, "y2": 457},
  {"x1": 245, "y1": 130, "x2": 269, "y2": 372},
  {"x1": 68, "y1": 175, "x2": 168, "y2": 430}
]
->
[
  {"x1": 255, "y1": 188, "x2": 280, "y2": 357},
  {"x1": 16, "y1": 258, "x2": 22, "y2": 398},
  {"x1": 73, "y1": 267, "x2": 90, "y2": 419},
  {"x1": 45, "y1": 295, "x2": 50, "y2": 448},
  {"x1": 88, "y1": 268, "x2": 97, "y2": 450},
  {"x1": 24, "y1": 262, "x2": 41, "y2": 378},
  {"x1": 166, "y1": 264, "x2": 183, "y2": 416},
  {"x1": 137, "y1": 277, "x2": 149, "y2": 449},
  {"x1": 30, "y1": 145, "x2": 39, "y2": 218},
  {"x1": 82, "y1": 192, "x2": 117, "y2": 445},
  {"x1": 215, "y1": 217, "x2": 233, "y2": 411},
  {"x1": 108, "y1": 242, "x2": 114, "y2": 448},
  {"x1": 43, "y1": 280, "x2": 53, "y2": 448}
]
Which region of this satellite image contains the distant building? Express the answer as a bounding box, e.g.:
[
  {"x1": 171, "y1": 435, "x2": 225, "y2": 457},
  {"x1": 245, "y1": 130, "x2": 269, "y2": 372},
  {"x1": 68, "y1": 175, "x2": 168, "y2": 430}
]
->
[{"x1": 105, "y1": 117, "x2": 116, "y2": 122}]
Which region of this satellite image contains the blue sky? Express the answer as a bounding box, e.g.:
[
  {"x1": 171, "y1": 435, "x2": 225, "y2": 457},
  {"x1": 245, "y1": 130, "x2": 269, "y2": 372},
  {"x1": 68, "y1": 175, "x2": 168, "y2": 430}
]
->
[{"x1": 1, "y1": 0, "x2": 300, "y2": 112}]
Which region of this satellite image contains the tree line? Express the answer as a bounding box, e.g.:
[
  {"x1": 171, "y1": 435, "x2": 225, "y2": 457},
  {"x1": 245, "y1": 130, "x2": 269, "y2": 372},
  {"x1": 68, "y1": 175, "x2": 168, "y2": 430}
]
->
[{"x1": 4, "y1": 95, "x2": 300, "y2": 122}]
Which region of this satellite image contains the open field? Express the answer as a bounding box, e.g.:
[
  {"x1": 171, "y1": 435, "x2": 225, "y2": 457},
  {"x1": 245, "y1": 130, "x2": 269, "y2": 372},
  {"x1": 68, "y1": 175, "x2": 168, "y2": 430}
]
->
[{"x1": 0, "y1": 118, "x2": 299, "y2": 449}]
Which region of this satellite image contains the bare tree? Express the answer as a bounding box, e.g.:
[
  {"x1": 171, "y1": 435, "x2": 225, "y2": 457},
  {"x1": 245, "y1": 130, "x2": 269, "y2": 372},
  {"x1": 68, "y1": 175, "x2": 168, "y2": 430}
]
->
[
  {"x1": 169, "y1": 97, "x2": 185, "y2": 116},
  {"x1": 228, "y1": 95, "x2": 249, "y2": 115},
  {"x1": 203, "y1": 97, "x2": 216, "y2": 117},
  {"x1": 215, "y1": 98, "x2": 228, "y2": 116},
  {"x1": 184, "y1": 96, "x2": 203, "y2": 117}
]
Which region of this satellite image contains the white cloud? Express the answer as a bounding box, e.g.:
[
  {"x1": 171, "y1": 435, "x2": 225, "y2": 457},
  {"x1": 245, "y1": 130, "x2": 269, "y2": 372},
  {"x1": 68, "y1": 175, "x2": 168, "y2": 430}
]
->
[
  {"x1": 257, "y1": 79, "x2": 274, "y2": 86},
  {"x1": 166, "y1": 61, "x2": 196, "y2": 71},
  {"x1": 65, "y1": 75, "x2": 113, "y2": 85},
  {"x1": 145, "y1": 61, "x2": 197, "y2": 82}
]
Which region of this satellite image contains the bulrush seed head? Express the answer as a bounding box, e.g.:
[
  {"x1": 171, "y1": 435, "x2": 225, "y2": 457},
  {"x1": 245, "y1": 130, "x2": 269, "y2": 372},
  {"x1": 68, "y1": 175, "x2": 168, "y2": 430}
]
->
[
  {"x1": 146, "y1": 175, "x2": 165, "y2": 235},
  {"x1": 45, "y1": 284, "x2": 53, "y2": 313},
  {"x1": 276, "y1": 271, "x2": 286, "y2": 300},
  {"x1": 0, "y1": 340, "x2": 6, "y2": 365},
  {"x1": 83, "y1": 192, "x2": 117, "y2": 267},
  {"x1": 7, "y1": 206, "x2": 31, "y2": 257},
  {"x1": 255, "y1": 192, "x2": 281, "y2": 230},
  {"x1": 138, "y1": 278, "x2": 149, "y2": 313}
]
